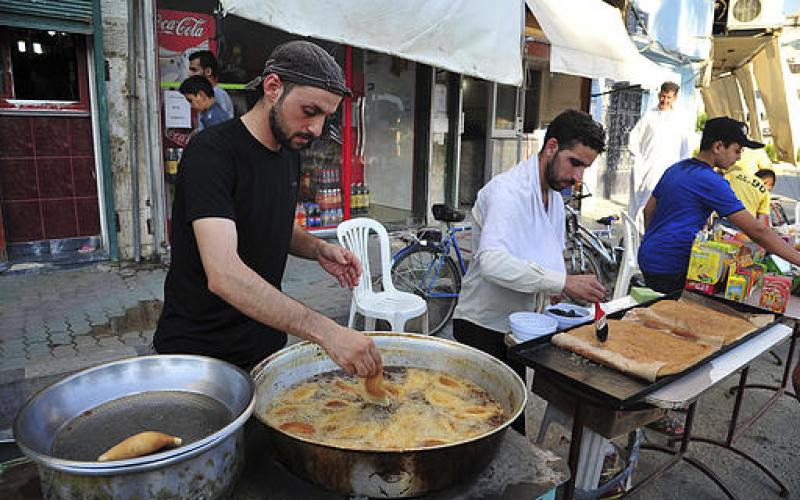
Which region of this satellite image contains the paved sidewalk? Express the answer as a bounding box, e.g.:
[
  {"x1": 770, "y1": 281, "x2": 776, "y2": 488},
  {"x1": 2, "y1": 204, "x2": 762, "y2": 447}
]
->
[{"x1": 0, "y1": 256, "x2": 353, "y2": 431}]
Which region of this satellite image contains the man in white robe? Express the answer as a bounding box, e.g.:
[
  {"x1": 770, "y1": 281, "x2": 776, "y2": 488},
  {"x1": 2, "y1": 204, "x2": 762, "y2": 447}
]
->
[{"x1": 628, "y1": 81, "x2": 689, "y2": 234}]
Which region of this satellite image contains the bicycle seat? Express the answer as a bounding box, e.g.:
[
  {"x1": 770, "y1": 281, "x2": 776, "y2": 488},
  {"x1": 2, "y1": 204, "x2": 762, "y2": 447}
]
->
[
  {"x1": 596, "y1": 215, "x2": 618, "y2": 225},
  {"x1": 432, "y1": 204, "x2": 466, "y2": 223}
]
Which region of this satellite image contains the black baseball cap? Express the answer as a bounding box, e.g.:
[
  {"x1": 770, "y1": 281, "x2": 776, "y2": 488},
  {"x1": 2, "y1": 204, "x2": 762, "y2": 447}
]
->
[
  {"x1": 702, "y1": 117, "x2": 764, "y2": 149},
  {"x1": 245, "y1": 40, "x2": 352, "y2": 97}
]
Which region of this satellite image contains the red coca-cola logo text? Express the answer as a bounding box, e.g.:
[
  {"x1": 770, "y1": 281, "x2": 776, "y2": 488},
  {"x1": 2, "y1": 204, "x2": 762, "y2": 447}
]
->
[
  {"x1": 166, "y1": 129, "x2": 191, "y2": 148},
  {"x1": 157, "y1": 14, "x2": 208, "y2": 38}
]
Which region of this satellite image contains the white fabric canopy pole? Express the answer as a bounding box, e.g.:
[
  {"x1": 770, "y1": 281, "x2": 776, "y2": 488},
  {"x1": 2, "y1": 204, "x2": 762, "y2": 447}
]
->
[{"x1": 219, "y1": 0, "x2": 523, "y2": 86}]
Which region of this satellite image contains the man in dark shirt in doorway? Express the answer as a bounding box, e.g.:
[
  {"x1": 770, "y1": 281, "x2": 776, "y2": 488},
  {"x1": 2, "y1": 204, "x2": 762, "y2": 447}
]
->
[{"x1": 155, "y1": 41, "x2": 382, "y2": 378}]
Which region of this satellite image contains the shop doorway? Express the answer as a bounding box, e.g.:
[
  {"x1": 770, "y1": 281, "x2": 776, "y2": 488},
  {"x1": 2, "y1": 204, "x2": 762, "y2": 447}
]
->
[
  {"x1": 363, "y1": 52, "x2": 416, "y2": 225},
  {"x1": 0, "y1": 28, "x2": 102, "y2": 262},
  {"x1": 457, "y1": 76, "x2": 489, "y2": 211}
]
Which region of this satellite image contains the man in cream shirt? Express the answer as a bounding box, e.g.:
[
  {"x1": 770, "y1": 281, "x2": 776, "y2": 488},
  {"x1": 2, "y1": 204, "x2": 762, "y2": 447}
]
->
[
  {"x1": 628, "y1": 81, "x2": 690, "y2": 234},
  {"x1": 453, "y1": 109, "x2": 607, "y2": 434}
]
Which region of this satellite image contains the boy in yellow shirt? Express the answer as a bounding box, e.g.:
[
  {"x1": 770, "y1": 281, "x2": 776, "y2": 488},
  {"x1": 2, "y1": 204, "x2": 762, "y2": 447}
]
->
[{"x1": 724, "y1": 169, "x2": 772, "y2": 225}]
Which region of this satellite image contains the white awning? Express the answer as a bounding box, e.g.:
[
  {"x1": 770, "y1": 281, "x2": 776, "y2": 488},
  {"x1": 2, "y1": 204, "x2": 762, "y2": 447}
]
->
[
  {"x1": 219, "y1": 0, "x2": 523, "y2": 86},
  {"x1": 525, "y1": 0, "x2": 675, "y2": 89}
]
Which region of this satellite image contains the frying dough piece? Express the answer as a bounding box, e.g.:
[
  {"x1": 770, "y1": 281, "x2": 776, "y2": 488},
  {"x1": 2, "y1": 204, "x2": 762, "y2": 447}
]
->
[
  {"x1": 552, "y1": 320, "x2": 717, "y2": 382},
  {"x1": 97, "y1": 431, "x2": 182, "y2": 462},
  {"x1": 365, "y1": 372, "x2": 391, "y2": 406}
]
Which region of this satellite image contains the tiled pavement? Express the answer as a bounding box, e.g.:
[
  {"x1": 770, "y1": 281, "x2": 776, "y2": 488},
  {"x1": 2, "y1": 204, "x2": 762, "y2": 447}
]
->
[{"x1": 0, "y1": 256, "x2": 354, "y2": 430}]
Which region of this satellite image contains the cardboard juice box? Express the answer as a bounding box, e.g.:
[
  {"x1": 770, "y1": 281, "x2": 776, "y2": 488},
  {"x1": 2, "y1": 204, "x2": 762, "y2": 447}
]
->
[
  {"x1": 686, "y1": 243, "x2": 727, "y2": 284},
  {"x1": 725, "y1": 274, "x2": 748, "y2": 302},
  {"x1": 759, "y1": 275, "x2": 792, "y2": 313}
]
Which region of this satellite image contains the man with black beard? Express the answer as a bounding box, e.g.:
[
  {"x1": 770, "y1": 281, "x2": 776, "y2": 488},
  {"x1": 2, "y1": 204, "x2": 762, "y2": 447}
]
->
[
  {"x1": 154, "y1": 41, "x2": 382, "y2": 378},
  {"x1": 452, "y1": 109, "x2": 606, "y2": 434}
]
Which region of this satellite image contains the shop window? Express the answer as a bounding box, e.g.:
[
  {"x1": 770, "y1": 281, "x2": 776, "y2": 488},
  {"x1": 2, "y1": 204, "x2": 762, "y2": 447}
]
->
[
  {"x1": 493, "y1": 84, "x2": 517, "y2": 135},
  {"x1": 523, "y1": 67, "x2": 542, "y2": 133},
  {"x1": 0, "y1": 28, "x2": 88, "y2": 111}
]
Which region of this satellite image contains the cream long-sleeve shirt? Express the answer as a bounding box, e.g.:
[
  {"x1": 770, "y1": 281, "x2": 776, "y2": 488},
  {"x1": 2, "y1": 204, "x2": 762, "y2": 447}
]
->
[{"x1": 452, "y1": 204, "x2": 566, "y2": 334}]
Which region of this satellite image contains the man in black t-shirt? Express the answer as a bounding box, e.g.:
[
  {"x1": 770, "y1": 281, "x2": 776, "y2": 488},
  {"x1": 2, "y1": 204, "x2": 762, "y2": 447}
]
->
[{"x1": 155, "y1": 41, "x2": 382, "y2": 377}]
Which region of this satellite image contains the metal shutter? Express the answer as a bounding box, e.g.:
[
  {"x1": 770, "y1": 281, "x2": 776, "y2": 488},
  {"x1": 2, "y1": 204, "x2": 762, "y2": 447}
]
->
[{"x1": 0, "y1": 0, "x2": 94, "y2": 34}]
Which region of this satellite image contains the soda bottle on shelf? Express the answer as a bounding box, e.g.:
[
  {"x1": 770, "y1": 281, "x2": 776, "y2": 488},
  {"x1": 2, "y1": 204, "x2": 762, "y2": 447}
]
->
[
  {"x1": 335, "y1": 207, "x2": 343, "y2": 224},
  {"x1": 165, "y1": 148, "x2": 178, "y2": 183},
  {"x1": 312, "y1": 204, "x2": 321, "y2": 227},
  {"x1": 350, "y1": 184, "x2": 359, "y2": 216},
  {"x1": 295, "y1": 203, "x2": 306, "y2": 228}
]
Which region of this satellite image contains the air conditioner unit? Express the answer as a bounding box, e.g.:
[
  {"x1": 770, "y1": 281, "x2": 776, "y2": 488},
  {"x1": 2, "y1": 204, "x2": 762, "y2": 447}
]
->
[{"x1": 726, "y1": 0, "x2": 784, "y2": 31}]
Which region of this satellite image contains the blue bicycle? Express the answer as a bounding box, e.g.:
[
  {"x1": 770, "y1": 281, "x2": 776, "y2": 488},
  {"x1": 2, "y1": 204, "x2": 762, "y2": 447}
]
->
[{"x1": 390, "y1": 204, "x2": 469, "y2": 335}]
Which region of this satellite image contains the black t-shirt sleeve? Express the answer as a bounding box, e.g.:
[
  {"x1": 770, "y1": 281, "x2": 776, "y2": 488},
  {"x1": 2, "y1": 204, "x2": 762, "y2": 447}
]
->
[{"x1": 179, "y1": 132, "x2": 237, "y2": 223}]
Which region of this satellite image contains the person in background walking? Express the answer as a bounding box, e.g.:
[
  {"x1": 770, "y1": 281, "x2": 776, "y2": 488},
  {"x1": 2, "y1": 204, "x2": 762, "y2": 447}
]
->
[
  {"x1": 179, "y1": 76, "x2": 229, "y2": 133},
  {"x1": 189, "y1": 50, "x2": 235, "y2": 119},
  {"x1": 628, "y1": 81, "x2": 690, "y2": 234}
]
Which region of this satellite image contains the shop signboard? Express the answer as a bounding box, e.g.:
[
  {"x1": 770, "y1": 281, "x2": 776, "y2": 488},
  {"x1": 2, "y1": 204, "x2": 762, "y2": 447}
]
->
[{"x1": 156, "y1": 9, "x2": 216, "y2": 83}]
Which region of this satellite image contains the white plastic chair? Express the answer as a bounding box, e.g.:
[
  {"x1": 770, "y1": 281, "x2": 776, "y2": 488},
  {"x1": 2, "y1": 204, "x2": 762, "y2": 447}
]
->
[
  {"x1": 337, "y1": 218, "x2": 429, "y2": 334},
  {"x1": 613, "y1": 210, "x2": 641, "y2": 300}
]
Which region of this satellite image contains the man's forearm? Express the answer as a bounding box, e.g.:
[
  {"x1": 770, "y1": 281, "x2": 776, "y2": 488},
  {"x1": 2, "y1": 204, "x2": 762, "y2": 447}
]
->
[
  {"x1": 289, "y1": 222, "x2": 325, "y2": 260},
  {"x1": 748, "y1": 225, "x2": 800, "y2": 267},
  {"x1": 208, "y1": 256, "x2": 336, "y2": 345}
]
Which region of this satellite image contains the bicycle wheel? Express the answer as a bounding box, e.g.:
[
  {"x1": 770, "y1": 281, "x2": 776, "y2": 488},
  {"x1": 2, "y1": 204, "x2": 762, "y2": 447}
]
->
[
  {"x1": 564, "y1": 247, "x2": 615, "y2": 301},
  {"x1": 391, "y1": 246, "x2": 461, "y2": 335}
]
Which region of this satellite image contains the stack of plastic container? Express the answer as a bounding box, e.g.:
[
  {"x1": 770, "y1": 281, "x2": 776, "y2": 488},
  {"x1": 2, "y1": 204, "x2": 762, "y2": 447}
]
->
[{"x1": 508, "y1": 312, "x2": 558, "y2": 343}]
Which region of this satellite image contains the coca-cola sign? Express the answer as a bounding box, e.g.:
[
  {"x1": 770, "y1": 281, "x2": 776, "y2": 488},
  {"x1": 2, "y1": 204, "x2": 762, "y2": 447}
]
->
[
  {"x1": 156, "y1": 9, "x2": 215, "y2": 54},
  {"x1": 157, "y1": 14, "x2": 208, "y2": 38}
]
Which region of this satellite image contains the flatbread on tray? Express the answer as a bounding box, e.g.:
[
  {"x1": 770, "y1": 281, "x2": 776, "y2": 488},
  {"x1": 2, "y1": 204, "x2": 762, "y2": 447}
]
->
[
  {"x1": 551, "y1": 320, "x2": 718, "y2": 382},
  {"x1": 622, "y1": 298, "x2": 769, "y2": 347}
]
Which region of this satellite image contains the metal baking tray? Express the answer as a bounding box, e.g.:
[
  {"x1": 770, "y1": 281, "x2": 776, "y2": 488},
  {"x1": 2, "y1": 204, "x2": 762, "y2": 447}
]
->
[{"x1": 509, "y1": 291, "x2": 783, "y2": 408}]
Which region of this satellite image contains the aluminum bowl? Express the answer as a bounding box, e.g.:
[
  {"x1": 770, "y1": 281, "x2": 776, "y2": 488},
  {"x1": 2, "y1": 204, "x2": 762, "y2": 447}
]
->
[{"x1": 14, "y1": 355, "x2": 254, "y2": 499}]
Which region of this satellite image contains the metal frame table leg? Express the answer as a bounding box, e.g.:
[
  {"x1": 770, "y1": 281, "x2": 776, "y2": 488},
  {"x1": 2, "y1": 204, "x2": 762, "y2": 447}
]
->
[
  {"x1": 563, "y1": 402, "x2": 585, "y2": 500},
  {"x1": 727, "y1": 324, "x2": 799, "y2": 412},
  {"x1": 628, "y1": 402, "x2": 738, "y2": 500},
  {"x1": 681, "y1": 366, "x2": 790, "y2": 497}
]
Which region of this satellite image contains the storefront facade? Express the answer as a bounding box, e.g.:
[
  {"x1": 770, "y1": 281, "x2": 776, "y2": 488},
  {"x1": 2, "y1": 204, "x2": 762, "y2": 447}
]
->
[{"x1": 0, "y1": 0, "x2": 117, "y2": 266}]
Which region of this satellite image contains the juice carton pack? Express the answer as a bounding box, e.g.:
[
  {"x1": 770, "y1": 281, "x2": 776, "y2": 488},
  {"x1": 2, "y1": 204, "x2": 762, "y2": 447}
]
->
[
  {"x1": 725, "y1": 263, "x2": 750, "y2": 302},
  {"x1": 759, "y1": 274, "x2": 792, "y2": 313},
  {"x1": 686, "y1": 242, "x2": 727, "y2": 284}
]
